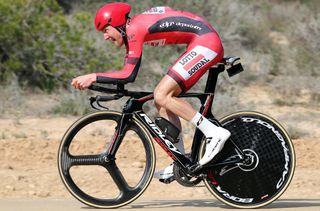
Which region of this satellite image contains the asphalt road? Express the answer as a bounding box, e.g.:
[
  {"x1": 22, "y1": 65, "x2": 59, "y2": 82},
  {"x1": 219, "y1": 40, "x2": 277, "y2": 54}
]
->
[{"x1": 1, "y1": 198, "x2": 320, "y2": 211}]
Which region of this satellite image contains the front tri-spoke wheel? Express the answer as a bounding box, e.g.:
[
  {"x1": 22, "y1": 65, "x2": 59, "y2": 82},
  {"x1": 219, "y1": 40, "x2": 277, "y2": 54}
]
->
[{"x1": 58, "y1": 111, "x2": 156, "y2": 208}]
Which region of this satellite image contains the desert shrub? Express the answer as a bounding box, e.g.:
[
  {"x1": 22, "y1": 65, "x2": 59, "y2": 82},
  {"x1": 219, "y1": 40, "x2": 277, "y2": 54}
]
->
[
  {"x1": 51, "y1": 89, "x2": 90, "y2": 115},
  {"x1": 0, "y1": 0, "x2": 122, "y2": 92}
]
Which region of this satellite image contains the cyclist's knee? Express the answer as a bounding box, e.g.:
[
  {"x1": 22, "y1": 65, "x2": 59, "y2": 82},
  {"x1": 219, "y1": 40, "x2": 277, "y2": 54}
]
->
[
  {"x1": 154, "y1": 76, "x2": 180, "y2": 108},
  {"x1": 153, "y1": 89, "x2": 170, "y2": 108},
  {"x1": 154, "y1": 100, "x2": 161, "y2": 111}
]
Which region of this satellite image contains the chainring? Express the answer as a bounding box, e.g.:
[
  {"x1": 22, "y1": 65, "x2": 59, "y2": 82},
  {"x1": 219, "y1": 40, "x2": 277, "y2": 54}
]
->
[{"x1": 173, "y1": 163, "x2": 202, "y2": 187}]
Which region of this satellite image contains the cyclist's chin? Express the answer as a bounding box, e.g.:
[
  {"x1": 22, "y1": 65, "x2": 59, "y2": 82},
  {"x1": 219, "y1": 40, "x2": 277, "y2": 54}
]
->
[{"x1": 114, "y1": 40, "x2": 124, "y2": 48}]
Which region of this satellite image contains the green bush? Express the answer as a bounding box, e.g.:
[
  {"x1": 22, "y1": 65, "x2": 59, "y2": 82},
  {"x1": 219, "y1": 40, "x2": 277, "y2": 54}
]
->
[
  {"x1": 0, "y1": 0, "x2": 121, "y2": 92},
  {"x1": 0, "y1": 0, "x2": 319, "y2": 95}
]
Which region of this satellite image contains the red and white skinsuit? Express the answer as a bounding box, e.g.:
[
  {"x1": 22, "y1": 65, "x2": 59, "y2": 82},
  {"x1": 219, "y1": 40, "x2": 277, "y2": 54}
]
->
[{"x1": 96, "y1": 7, "x2": 224, "y2": 92}]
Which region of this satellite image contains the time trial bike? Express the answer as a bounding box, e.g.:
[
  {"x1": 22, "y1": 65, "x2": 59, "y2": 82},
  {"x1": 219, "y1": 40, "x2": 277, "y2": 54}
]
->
[{"x1": 58, "y1": 56, "x2": 295, "y2": 209}]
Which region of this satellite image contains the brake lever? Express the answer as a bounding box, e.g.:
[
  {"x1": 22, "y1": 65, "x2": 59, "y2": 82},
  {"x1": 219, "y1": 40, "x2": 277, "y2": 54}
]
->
[
  {"x1": 96, "y1": 100, "x2": 109, "y2": 110},
  {"x1": 89, "y1": 97, "x2": 101, "y2": 110},
  {"x1": 89, "y1": 94, "x2": 125, "y2": 110}
]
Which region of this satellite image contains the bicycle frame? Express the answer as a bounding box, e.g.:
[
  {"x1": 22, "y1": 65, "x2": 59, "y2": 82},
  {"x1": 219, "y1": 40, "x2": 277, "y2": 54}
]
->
[
  {"x1": 92, "y1": 64, "x2": 246, "y2": 175},
  {"x1": 60, "y1": 56, "x2": 295, "y2": 209}
]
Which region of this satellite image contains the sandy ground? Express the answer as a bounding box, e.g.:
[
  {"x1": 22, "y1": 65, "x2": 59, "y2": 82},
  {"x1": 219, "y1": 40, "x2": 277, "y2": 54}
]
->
[
  {"x1": 1, "y1": 198, "x2": 320, "y2": 211},
  {"x1": 0, "y1": 117, "x2": 319, "y2": 201},
  {"x1": 0, "y1": 85, "x2": 319, "y2": 210}
]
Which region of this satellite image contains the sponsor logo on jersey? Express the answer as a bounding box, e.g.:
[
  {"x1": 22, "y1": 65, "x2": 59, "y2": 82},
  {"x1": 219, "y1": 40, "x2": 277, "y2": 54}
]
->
[
  {"x1": 127, "y1": 34, "x2": 135, "y2": 41},
  {"x1": 148, "y1": 17, "x2": 214, "y2": 36},
  {"x1": 159, "y1": 21, "x2": 175, "y2": 28},
  {"x1": 143, "y1": 7, "x2": 166, "y2": 14},
  {"x1": 172, "y1": 46, "x2": 217, "y2": 79},
  {"x1": 159, "y1": 21, "x2": 202, "y2": 31},
  {"x1": 144, "y1": 39, "x2": 166, "y2": 46},
  {"x1": 179, "y1": 51, "x2": 197, "y2": 66}
]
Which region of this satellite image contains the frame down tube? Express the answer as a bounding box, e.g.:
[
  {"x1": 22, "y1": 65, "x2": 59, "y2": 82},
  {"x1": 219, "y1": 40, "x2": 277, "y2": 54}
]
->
[{"x1": 134, "y1": 111, "x2": 191, "y2": 168}]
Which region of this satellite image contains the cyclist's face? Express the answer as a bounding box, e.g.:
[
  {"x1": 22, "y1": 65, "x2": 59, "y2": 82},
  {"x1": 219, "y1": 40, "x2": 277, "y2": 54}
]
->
[{"x1": 102, "y1": 26, "x2": 124, "y2": 47}]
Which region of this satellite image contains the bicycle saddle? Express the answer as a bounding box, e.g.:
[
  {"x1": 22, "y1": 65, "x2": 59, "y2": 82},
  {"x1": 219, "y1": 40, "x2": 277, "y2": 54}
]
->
[{"x1": 221, "y1": 56, "x2": 240, "y2": 66}]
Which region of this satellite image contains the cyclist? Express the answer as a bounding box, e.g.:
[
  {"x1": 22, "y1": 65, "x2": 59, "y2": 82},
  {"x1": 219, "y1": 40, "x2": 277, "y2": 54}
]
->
[{"x1": 71, "y1": 2, "x2": 231, "y2": 182}]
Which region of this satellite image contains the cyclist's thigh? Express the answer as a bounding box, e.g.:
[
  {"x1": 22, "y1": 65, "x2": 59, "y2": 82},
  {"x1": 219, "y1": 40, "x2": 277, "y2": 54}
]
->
[{"x1": 168, "y1": 33, "x2": 224, "y2": 92}]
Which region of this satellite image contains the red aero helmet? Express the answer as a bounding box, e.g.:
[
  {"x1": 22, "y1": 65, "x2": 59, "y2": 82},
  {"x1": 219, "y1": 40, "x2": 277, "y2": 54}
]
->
[{"x1": 94, "y1": 2, "x2": 131, "y2": 31}]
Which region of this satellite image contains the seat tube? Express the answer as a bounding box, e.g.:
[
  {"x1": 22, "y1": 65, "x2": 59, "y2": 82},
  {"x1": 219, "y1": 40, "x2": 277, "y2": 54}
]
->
[{"x1": 204, "y1": 65, "x2": 224, "y2": 94}]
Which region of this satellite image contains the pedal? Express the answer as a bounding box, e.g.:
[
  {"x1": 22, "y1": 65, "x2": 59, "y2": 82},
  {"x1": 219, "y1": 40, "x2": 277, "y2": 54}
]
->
[
  {"x1": 159, "y1": 176, "x2": 175, "y2": 184},
  {"x1": 173, "y1": 163, "x2": 202, "y2": 187}
]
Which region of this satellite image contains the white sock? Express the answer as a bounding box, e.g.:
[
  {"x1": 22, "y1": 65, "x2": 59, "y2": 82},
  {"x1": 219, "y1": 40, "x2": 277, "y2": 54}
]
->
[{"x1": 190, "y1": 112, "x2": 219, "y2": 137}]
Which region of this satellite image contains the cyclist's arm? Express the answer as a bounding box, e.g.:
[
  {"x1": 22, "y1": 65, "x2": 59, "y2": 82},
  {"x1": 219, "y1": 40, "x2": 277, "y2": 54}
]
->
[{"x1": 96, "y1": 28, "x2": 144, "y2": 84}]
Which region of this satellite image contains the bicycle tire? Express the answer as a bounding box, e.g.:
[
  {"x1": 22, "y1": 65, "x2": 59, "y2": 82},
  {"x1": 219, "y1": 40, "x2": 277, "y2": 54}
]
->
[
  {"x1": 202, "y1": 111, "x2": 295, "y2": 208},
  {"x1": 57, "y1": 111, "x2": 156, "y2": 208}
]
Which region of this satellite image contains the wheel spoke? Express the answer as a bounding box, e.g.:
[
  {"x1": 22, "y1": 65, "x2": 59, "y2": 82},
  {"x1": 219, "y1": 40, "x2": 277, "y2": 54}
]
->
[
  {"x1": 72, "y1": 154, "x2": 105, "y2": 165},
  {"x1": 62, "y1": 152, "x2": 105, "y2": 169},
  {"x1": 58, "y1": 111, "x2": 155, "y2": 208},
  {"x1": 105, "y1": 161, "x2": 131, "y2": 193}
]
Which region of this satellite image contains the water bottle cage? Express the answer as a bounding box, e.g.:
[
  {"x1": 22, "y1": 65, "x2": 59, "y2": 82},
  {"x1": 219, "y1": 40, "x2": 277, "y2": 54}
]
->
[{"x1": 155, "y1": 117, "x2": 181, "y2": 143}]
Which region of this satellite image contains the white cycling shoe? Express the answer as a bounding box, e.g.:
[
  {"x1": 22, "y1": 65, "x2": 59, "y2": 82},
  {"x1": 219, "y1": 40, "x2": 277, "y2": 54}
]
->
[
  {"x1": 153, "y1": 128, "x2": 230, "y2": 181},
  {"x1": 199, "y1": 127, "x2": 231, "y2": 166},
  {"x1": 153, "y1": 163, "x2": 174, "y2": 182}
]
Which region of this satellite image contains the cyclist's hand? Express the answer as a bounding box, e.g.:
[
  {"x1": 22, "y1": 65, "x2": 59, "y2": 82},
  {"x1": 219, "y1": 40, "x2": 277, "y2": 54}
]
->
[{"x1": 71, "y1": 73, "x2": 96, "y2": 90}]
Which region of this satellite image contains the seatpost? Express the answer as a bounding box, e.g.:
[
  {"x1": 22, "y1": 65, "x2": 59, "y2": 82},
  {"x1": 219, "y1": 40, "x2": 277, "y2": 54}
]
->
[{"x1": 204, "y1": 64, "x2": 225, "y2": 94}]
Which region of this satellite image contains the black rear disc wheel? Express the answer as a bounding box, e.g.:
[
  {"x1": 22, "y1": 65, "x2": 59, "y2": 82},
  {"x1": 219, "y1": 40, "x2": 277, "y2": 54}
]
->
[{"x1": 202, "y1": 111, "x2": 295, "y2": 208}]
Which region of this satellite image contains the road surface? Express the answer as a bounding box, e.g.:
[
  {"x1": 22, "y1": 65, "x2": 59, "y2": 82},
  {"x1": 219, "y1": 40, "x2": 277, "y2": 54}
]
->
[{"x1": 1, "y1": 198, "x2": 320, "y2": 211}]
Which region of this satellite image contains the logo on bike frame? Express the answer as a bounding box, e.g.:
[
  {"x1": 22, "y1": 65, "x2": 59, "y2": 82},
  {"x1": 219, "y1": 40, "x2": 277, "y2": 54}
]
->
[{"x1": 138, "y1": 113, "x2": 182, "y2": 155}]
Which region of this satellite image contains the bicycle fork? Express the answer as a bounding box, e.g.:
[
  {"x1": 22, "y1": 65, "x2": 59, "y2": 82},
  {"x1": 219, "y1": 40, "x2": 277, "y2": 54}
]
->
[{"x1": 104, "y1": 113, "x2": 131, "y2": 161}]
